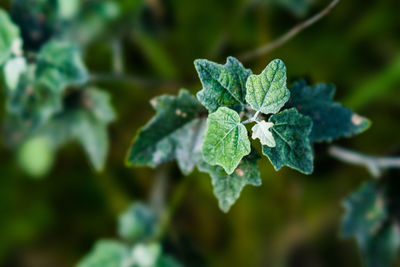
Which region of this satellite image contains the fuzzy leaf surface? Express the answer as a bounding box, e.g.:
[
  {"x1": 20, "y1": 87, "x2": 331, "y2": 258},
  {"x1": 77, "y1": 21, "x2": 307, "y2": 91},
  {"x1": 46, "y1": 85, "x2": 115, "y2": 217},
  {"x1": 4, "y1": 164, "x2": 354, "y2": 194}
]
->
[
  {"x1": 195, "y1": 56, "x2": 252, "y2": 113},
  {"x1": 77, "y1": 240, "x2": 129, "y2": 267},
  {"x1": 198, "y1": 150, "x2": 261, "y2": 212},
  {"x1": 202, "y1": 107, "x2": 251, "y2": 174},
  {"x1": 245, "y1": 59, "x2": 290, "y2": 115},
  {"x1": 285, "y1": 80, "x2": 371, "y2": 142},
  {"x1": 126, "y1": 89, "x2": 207, "y2": 175},
  {"x1": 262, "y1": 108, "x2": 313, "y2": 174}
]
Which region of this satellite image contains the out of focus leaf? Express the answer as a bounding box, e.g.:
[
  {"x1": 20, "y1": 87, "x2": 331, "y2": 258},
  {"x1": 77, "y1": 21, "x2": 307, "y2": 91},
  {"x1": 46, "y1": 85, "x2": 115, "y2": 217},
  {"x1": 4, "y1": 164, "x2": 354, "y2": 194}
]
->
[
  {"x1": 126, "y1": 89, "x2": 206, "y2": 175},
  {"x1": 0, "y1": 8, "x2": 22, "y2": 66},
  {"x1": 262, "y1": 108, "x2": 313, "y2": 174},
  {"x1": 118, "y1": 202, "x2": 158, "y2": 242},
  {"x1": 3, "y1": 56, "x2": 27, "y2": 91},
  {"x1": 285, "y1": 80, "x2": 371, "y2": 142},
  {"x1": 77, "y1": 240, "x2": 129, "y2": 267},
  {"x1": 17, "y1": 136, "x2": 54, "y2": 178},
  {"x1": 36, "y1": 40, "x2": 89, "y2": 91},
  {"x1": 197, "y1": 150, "x2": 261, "y2": 213},
  {"x1": 202, "y1": 107, "x2": 250, "y2": 175}
]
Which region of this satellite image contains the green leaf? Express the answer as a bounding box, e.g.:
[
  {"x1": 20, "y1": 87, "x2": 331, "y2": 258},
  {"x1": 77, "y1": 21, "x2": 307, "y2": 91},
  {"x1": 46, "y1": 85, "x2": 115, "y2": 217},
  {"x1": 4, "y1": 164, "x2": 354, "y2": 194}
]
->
[
  {"x1": 3, "y1": 56, "x2": 27, "y2": 91},
  {"x1": 77, "y1": 240, "x2": 129, "y2": 267},
  {"x1": 285, "y1": 80, "x2": 371, "y2": 142},
  {"x1": 36, "y1": 40, "x2": 89, "y2": 91},
  {"x1": 195, "y1": 56, "x2": 252, "y2": 113},
  {"x1": 245, "y1": 59, "x2": 290, "y2": 115},
  {"x1": 17, "y1": 136, "x2": 55, "y2": 178},
  {"x1": 202, "y1": 107, "x2": 251, "y2": 175},
  {"x1": 118, "y1": 202, "x2": 158, "y2": 242},
  {"x1": 130, "y1": 243, "x2": 162, "y2": 267},
  {"x1": 0, "y1": 8, "x2": 22, "y2": 66},
  {"x1": 262, "y1": 108, "x2": 313, "y2": 174},
  {"x1": 197, "y1": 150, "x2": 261, "y2": 212},
  {"x1": 251, "y1": 120, "x2": 276, "y2": 147},
  {"x1": 341, "y1": 182, "x2": 387, "y2": 240},
  {"x1": 126, "y1": 89, "x2": 207, "y2": 175},
  {"x1": 361, "y1": 223, "x2": 400, "y2": 267},
  {"x1": 341, "y1": 182, "x2": 400, "y2": 267}
]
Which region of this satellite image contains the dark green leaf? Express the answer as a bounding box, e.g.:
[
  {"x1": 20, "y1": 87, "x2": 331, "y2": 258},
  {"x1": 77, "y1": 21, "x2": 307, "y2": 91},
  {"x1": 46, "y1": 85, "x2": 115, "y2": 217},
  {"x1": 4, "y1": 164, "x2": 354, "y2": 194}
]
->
[
  {"x1": 262, "y1": 108, "x2": 313, "y2": 174},
  {"x1": 285, "y1": 80, "x2": 371, "y2": 142},
  {"x1": 126, "y1": 89, "x2": 207, "y2": 175}
]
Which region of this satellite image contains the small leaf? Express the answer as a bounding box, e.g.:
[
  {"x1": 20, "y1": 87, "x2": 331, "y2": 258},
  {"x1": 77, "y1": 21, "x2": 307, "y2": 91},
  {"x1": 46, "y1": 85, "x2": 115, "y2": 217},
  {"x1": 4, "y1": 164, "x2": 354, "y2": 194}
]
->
[
  {"x1": 36, "y1": 40, "x2": 89, "y2": 91},
  {"x1": 3, "y1": 56, "x2": 27, "y2": 91},
  {"x1": 251, "y1": 120, "x2": 275, "y2": 147},
  {"x1": 0, "y1": 8, "x2": 22, "y2": 66},
  {"x1": 17, "y1": 136, "x2": 54, "y2": 178},
  {"x1": 245, "y1": 59, "x2": 290, "y2": 115},
  {"x1": 285, "y1": 80, "x2": 371, "y2": 142},
  {"x1": 77, "y1": 240, "x2": 129, "y2": 267},
  {"x1": 118, "y1": 202, "x2": 158, "y2": 242},
  {"x1": 197, "y1": 150, "x2": 261, "y2": 212},
  {"x1": 130, "y1": 243, "x2": 162, "y2": 267},
  {"x1": 126, "y1": 89, "x2": 207, "y2": 175},
  {"x1": 195, "y1": 56, "x2": 252, "y2": 113},
  {"x1": 202, "y1": 107, "x2": 251, "y2": 175},
  {"x1": 262, "y1": 108, "x2": 313, "y2": 174}
]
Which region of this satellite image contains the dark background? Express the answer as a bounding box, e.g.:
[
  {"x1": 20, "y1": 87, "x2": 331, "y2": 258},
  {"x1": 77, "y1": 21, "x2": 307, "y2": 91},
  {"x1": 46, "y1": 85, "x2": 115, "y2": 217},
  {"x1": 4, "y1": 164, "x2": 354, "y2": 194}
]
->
[{"x1": 0, "y1": 0, "x2": 400, "y2": 266}]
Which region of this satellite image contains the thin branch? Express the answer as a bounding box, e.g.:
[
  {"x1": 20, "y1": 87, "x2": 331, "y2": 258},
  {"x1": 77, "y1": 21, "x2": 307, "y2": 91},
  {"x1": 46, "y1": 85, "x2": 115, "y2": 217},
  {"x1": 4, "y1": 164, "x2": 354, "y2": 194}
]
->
[
  {"x1": 238, "y1": 0, "x2": 340, "y2": 62},
  {"x1": 328, "y1": 145, "x2": 400, "y2": 178}
]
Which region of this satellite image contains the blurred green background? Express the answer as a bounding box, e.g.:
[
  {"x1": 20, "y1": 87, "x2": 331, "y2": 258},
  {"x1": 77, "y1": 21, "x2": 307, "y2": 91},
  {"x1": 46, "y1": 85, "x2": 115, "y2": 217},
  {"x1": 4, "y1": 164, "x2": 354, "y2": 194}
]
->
[{"x1": 0, "y1": 0, "x2": 400, "y2": 266}]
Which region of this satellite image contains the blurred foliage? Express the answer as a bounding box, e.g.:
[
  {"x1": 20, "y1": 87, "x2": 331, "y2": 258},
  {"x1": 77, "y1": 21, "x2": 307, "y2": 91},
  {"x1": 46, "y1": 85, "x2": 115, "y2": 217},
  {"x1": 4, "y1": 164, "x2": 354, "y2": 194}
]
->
[{"x1": 0, "y1": 0, "x2": 399, "y2": 266}]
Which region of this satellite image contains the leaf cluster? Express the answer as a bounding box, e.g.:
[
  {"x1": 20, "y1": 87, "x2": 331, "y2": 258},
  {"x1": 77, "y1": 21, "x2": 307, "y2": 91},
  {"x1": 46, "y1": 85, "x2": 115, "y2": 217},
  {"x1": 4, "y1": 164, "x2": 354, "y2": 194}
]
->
[{"x1": 126, "y1": 56, "x2": 370, "y2": 212}]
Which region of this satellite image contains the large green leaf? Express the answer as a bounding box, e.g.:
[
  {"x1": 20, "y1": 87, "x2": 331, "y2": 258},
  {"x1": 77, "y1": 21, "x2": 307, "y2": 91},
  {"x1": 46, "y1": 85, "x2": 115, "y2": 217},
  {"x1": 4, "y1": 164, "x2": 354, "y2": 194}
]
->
[
  {"x1": 197, "y1": 150, "x2": 261, "y2": 212},
  {"x1": 195, "y1": 56, "x2": 252, "y2": 113},
  {"x1": 0, "y1": 8, "x2": 22, "y2": 66},
  {"x1": 262, "y1": 108, "x2": 313, "y2": 174},
  {"x1": 202, "y1": 107, "x2": 251, "y2": 175},
  {"x1": 126, "y1": 89, "x2": 207, "y2": 175},
  {"x1": 118, "y1": 202, "x2": 158, "y2": 242},
  {"x1": 77, "y1": 240, "x2": 129, "y2": 267},
  {"x1": 36, "y1": 40, "x2": 89, "y2": 91},
  {"x1": 245, "y1": 59, "x2": 290, "y2": 115},
  {"x1": 285, "y1": 80, "x2": 371, "y2": 142}
]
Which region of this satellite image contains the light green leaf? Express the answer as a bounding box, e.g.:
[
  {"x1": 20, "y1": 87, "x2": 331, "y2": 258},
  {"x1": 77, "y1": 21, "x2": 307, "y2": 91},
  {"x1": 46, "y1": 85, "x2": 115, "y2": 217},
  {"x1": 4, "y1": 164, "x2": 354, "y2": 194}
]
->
[
  {"x1": 17, "y1": 136, "x2": 55, "y2": 179},
  {"x1": 285, "y1": 80, "x2": 371, "y2": 142},
  {"x1": 36, "y1": 40, "x2": 89, "y2": 91},
  {"x1": 3, "y1": 56, "x2": 27, "y2": 91},
  {"x1": 57, "y1": 0, "x2": 80, "y2": 19},
  {"x1": 77, "y1": 240, "x2": 129, "y2": 267},
  {"x1": 245, "y1": 59, "x2": 290, "y2": 115},
  {"x1": 202, "y1": 107, "x2": 251, "y2": 175},
  {"x1": 118, "y1": 202, "x2": 158, "y2": 242},
  {"x1": 251, "y1": 120, "x2": 275, "y2": 147},
  {"x1": 130, "y1": 243, "x2": 162, "y2": 267},
  {"x1": 195, "y1": 56, "x2": 252, "y2": 113},
  {"x1": 126, "y1": 89, "x2": 207, "y2": 175},
  {"x1": 262, "y1": 108, "x2": 313, "y2": 174},
  {"x1": 197, "y1": 150, "x2": 261, "y2": 212},
  {"x1": 0, "y1": 8, "x2": 22, "y2": 66}
]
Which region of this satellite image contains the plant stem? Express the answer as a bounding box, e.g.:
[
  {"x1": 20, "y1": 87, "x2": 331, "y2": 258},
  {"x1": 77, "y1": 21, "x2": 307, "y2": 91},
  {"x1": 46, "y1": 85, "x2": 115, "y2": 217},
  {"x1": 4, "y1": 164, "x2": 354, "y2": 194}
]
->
[
  {"x1": 328, "y1": 145, "x2": 400, "y2": 178},
  {"x1": 238, "y1": 0, "x2": 340, "y2": 62},
  {"x1": 242, "y1": 110, "x2": 260, "y2": 124},
  {"x1": 111, "y1": 38, "x2": 124, "y2": 74}
]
